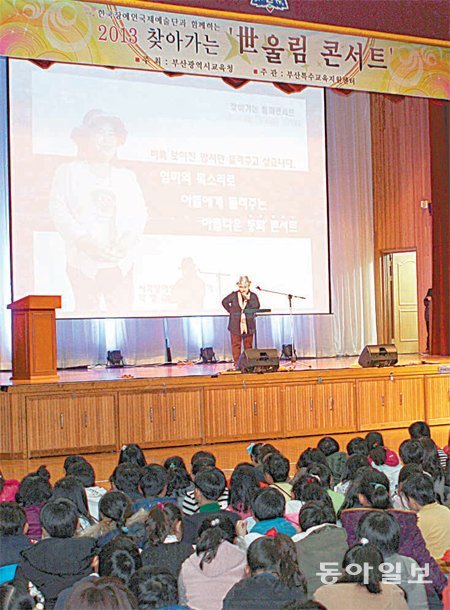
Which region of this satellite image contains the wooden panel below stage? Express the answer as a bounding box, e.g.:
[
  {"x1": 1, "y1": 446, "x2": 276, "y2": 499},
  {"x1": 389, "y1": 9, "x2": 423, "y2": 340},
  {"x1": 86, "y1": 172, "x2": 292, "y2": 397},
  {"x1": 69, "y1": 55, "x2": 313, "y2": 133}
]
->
[{"x1": 0, "y1": 361, "x2": 448, "y2": 459}]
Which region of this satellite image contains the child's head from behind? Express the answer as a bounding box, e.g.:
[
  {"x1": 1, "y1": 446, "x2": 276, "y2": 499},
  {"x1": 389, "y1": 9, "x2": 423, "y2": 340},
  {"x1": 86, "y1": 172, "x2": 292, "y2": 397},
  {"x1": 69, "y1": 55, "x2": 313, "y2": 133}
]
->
[
  {"x1": 52, "y1": 475, "x2": 90, "y2": 518},
  {"x1": 228, "y1": 463, "x2": 259, "y2": 513},
  {"x1": 110, "y1": 463, "x2": 142, "y2": 496},
  {"x1": 299, "y1": 500, "x2": 336, "y2": 531},
  {"x1": 196, "y1": 513, "x2": 235, "y2": 569},
  {"x1": 16, "y1": 470, "x2": 52, "y2": 508},
  {"x1": 129, "y1": 566, "x2": 178, "y2": 610},
  {"x1": 263, "y1": 453, "x2": 290, "y2": 484},
  {"x1": 0, "y1": 502, "x2": 27, "y2": 536},
  {"x1": 355, "y1": 510, "x2": 400, "y2": 557},
  {"x1": 40, "y1": 498, "x2": 78, "y2": 538},
  {"x1": 66, "y1": 461, "x2": 96, "y2": 488},
  {"x1": 346, "y1": 437, "x2": 369, "y2": 457},
  {"x1": 98, "y1": 535, "x2": 142, "y2": 585},
  {"x1": 252, "y1": 487, "x2": 285, "y2": 521},
  {"x1": 317, "y1": 437, "x2": 340, "y2": 456},
  {"x1": 99, "y1": 491, "x2": 132, "y2": 530},
  {"x1": 118, "y1": 443, "x2": 147, "y2": 468},
  {"x1": 194, "y1": 468, "x2": 226, "y2": 502},
  {"x1": 139, "y1": 464, "x2": 168, "y2": 498}
]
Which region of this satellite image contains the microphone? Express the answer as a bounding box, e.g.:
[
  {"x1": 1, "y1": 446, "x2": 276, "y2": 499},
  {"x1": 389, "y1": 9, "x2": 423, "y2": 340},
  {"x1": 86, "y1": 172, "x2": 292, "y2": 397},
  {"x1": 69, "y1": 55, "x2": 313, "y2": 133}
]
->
[{"x1": 256, "y1": 286, "x2": 261, "y2": 290}]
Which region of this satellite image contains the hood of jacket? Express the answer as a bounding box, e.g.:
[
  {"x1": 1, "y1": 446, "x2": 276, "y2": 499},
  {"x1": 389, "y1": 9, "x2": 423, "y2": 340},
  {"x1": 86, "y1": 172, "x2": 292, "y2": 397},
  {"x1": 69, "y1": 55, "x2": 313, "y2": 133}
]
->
[{"x1": 21, "y1": 537, "x2": 96, "y2": 577}]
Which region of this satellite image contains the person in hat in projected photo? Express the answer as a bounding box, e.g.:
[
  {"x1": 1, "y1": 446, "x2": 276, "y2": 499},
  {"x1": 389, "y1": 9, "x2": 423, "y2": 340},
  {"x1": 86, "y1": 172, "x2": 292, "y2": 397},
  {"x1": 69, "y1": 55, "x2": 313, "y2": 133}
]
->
[{"x1": 222, "y1": 276, "x2": 260, "y2": 367}]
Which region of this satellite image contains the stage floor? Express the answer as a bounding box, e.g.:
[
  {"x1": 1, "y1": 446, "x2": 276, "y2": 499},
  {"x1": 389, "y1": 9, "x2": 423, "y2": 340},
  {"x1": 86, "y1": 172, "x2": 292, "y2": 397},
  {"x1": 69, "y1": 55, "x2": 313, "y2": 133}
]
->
[{"x1": 0, "y1": 353, "x2": 445, "y2": 387}]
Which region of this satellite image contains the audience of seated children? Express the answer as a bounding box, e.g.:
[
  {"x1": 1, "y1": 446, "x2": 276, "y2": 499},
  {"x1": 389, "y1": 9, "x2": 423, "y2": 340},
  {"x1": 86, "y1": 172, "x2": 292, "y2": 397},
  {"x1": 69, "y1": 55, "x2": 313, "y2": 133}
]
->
[
  {"x1": 293, "y1": 500, "x2": 347, "y2": 597},
  {"x1": 179, "y1": 513, "x2": 246, "y2": 610},
  {"x1": 263, "y1": 453, "x2": 293, "y2": 502},
  {"x1": 317, "y1": 436, "x2": 347, "y2": 484},
  {"x1": 14, "y1": 498, "x2": 96, "y2": 609},
  {"x1": 0, "y1": 424, "x2": 448, "y2": 609},
  {"x1": 340, "y1": 466, "x2": 447, "y2": 600},
  {"x1": 141, "y1": 503, "x2": 194, "y2": 578},
  {"x1": 223, "y1": 535, "x2": 307, "y2": 610},
  {"x1": 355, "y1": 510, "x2": 428, "y2": 610},
  {"x1": 314, "y1": 542, "x2": 409, "y2": 610}
]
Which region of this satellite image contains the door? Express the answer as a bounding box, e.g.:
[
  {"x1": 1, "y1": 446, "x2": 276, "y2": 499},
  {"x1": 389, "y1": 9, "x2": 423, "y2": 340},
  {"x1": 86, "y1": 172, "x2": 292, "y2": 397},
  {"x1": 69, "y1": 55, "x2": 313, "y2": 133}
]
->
[{"x1": 392, "y1": 252, "x2": 419, "y2": 353}]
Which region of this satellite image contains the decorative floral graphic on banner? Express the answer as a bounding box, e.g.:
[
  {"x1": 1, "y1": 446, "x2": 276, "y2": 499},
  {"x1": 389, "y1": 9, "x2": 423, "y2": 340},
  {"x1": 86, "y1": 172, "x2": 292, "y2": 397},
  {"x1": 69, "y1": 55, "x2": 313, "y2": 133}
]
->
[{"x1": 0, "y1": 1, "x2": 448, "y2": 99}]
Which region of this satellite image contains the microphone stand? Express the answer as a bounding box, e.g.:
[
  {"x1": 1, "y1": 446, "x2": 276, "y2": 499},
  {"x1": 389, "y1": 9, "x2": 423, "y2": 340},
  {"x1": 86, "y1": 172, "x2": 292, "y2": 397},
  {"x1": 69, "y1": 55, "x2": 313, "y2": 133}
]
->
[{"x1": 256, "y1": 286, "x2": 310, "y2": 367}]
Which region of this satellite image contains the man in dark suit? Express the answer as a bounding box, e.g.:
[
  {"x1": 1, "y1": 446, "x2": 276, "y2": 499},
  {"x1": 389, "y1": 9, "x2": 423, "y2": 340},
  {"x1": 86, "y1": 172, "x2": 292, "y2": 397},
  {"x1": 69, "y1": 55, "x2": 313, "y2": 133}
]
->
[{"x1": 222, "y1": 276, "x2": 260, "y2": 366}]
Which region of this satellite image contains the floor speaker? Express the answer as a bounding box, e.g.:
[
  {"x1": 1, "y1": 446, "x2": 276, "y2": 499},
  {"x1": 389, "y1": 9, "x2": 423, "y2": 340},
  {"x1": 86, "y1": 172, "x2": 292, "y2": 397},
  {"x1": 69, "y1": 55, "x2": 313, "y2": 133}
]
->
[
  {"x1": 358, "y1": 344, "x2": 398, "y2": 368},
  {"x1": 238, "y1": 348, "x2": 280, "y2": 373}
]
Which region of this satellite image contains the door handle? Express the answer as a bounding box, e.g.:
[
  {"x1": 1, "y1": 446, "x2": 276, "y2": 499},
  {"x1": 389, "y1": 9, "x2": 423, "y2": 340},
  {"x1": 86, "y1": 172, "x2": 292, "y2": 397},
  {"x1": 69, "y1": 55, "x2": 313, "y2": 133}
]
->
[
  {"x1": 309, "y1": 398, "x2": 313, "y2": 411},
  {"x1": 253, "y1": 401, "x2": 257, "y2": 416},
  {"x1": 149, "y1": 406, "x2": 153, "y2": 423},
  {"x1": 60, "y1": 413, "x2": 64, "y2": 429},
  {"x1": 233, "y1": 403, "x2": 237, "y2": 417},
  {"x1": 172, "y1": 406, "x2": 176, "y2": 421},
  {"x1": 84, "y1": 411, "x2": 88, "y2": 427}
]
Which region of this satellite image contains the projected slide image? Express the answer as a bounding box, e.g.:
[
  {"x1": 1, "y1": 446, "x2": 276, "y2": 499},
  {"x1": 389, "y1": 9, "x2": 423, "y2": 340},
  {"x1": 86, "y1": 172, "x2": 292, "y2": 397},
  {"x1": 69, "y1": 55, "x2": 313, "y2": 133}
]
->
[{"x1": 9, "y1": 60, "x2": 329, "y2": 318}]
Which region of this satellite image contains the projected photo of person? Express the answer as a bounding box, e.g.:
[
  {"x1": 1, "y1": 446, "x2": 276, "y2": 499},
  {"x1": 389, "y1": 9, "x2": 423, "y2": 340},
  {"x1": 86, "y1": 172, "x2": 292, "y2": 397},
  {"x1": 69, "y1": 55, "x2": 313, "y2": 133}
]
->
[
  {"x1": 171, "y1": 257, "x2": 206, "y2": 313},
  {"x1": 49, "y1": 109, "x2": 147, "y2": 315}
]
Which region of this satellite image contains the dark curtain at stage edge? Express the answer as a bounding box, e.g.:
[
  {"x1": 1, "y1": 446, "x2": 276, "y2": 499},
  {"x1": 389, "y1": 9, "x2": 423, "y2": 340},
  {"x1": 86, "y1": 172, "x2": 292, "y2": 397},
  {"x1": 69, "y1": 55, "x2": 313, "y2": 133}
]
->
[{"x1": 429, "y1": 101, "x2": 450, "y2": 356}]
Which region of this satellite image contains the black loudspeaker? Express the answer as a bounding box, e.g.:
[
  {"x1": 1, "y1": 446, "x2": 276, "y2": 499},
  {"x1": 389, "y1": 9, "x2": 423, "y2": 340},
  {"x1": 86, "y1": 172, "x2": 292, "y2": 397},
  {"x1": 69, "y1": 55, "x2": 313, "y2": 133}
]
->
[
  {"x1": 238, "y1": 348, "x2": 280, "y2": 373},
  {"x1": 358, "y1": 344, "x2": 398, "y2": 368}
]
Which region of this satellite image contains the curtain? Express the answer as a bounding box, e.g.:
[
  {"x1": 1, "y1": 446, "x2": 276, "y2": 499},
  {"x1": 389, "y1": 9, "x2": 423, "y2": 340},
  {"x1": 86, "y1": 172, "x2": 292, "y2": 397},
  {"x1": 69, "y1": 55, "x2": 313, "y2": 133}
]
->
[
  {"x1": 0, "y1": 71, "x2": 377, "y2": 369},
  {"x1": 429, "y1": 101, "x2": 450, "y2": 356}
]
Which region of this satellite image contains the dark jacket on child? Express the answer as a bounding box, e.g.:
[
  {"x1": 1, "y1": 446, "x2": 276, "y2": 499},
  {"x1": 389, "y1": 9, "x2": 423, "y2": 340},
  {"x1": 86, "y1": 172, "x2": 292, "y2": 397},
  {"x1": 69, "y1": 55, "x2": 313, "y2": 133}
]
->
[
  {"x1": 141, "y1": 541, "x2": 194, "y2": 578},
  {"x1": 341, "y1": 508, "x2": 447, "y2": 595},
  {"x1": 0, "y1": 535, "x2": 31, "y2": 567},
  {"x1": 223, "y1": 572, "x2": 305, "y2": 610},
  {"x1": 14, "y1": 537, "x2": 96, "y2": 609}
]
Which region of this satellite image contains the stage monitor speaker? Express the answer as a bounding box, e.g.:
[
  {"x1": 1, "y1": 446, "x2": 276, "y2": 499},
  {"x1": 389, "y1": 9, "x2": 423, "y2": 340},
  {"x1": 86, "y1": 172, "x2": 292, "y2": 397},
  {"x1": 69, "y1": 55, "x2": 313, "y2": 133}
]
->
[
  {"x1": 238, "y1": 348, "x2": 280, "y2": 373},
  {"x1": 358, "y1": 344, "x2": 398, "y2": 368}
]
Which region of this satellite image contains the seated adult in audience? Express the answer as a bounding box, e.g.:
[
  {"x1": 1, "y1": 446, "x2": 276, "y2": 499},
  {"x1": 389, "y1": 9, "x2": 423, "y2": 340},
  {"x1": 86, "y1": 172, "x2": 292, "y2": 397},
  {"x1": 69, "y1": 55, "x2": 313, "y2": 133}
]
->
[
  {"x1": 294, "y1": 500, "x2": 347, "y2": 597},
  {"x1": 0, "y1": 503, "x2": 31, "y2": 578},
  {"x1": 179, "y1": 514, "x2": 246, "y2": 610},
  {"x1": 223, "y1": 535, "x2": 306, "y2": 610},
  {"x1": 355, "y1": 511, "x2": 428, "y2": 610},
  {"x1": 226, "y1": 463, "x2": 259, "y2": 520},
  {"x1": 402, "y1": 472, "x2": 450, "y2": 562},
  {"x1": 317, "y1": 436, "x2": 347, "y2": 485},
  {"x1": 340, "y1": 468, "x2": 447, "y2": 599},
  {"x1": 263, "y1": 453, "x2": 293, "y2": 502},
  {"x1": 14, "y1": 499, "x2": 96, "y2": 609},
  {"x1": 132, "y1": 464, "x2": 175, "y2": 513},
  {"x1": 182, "y1": 453, "x2": 229, "y2": 516},
  {"x1": 15, "y1": 467, "x2": 52, "y2": 543},
  {"x1": 409, "y1": 421, "x2": 448, "y2": 468},
  {"x1": 130, "y1": 566, "x2": 187, "y2": 610},
  {"x1": 64, "y1": 576, "x2": 138, "y2": 610},
  {"x1": 314, "y1": 542, "x2": 408, "y2": 609},
  {"x1": 118, "y1": 443, "x2": 147, "y2": 468},
  {"x1": 66, "y1": 460, "x2": 106, "y2": 522},
  {"x1": 141, "y1": 504, "x2": 194, "y2": 578},
  {"x1": 183, "y1": 469, "x2": 238, "y2": 545},
  {"x1": 110, "y1": 463, "x2": 143, "y2": 503}
]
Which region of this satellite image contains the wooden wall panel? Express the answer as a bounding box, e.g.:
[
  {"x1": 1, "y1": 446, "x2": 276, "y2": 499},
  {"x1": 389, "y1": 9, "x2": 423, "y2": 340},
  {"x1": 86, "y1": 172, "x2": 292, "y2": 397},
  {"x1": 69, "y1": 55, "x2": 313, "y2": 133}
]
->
[{"x1": 371, "y1": 95, "x2": 432, "y2": 350}]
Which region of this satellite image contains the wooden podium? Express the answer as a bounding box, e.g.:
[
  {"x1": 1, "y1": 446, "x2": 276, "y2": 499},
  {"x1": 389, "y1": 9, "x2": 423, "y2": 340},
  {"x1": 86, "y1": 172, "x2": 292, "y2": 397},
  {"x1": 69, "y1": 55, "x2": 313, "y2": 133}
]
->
[{"x1": 7, "y1": 295, "x2": 61, "y2": 382}]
